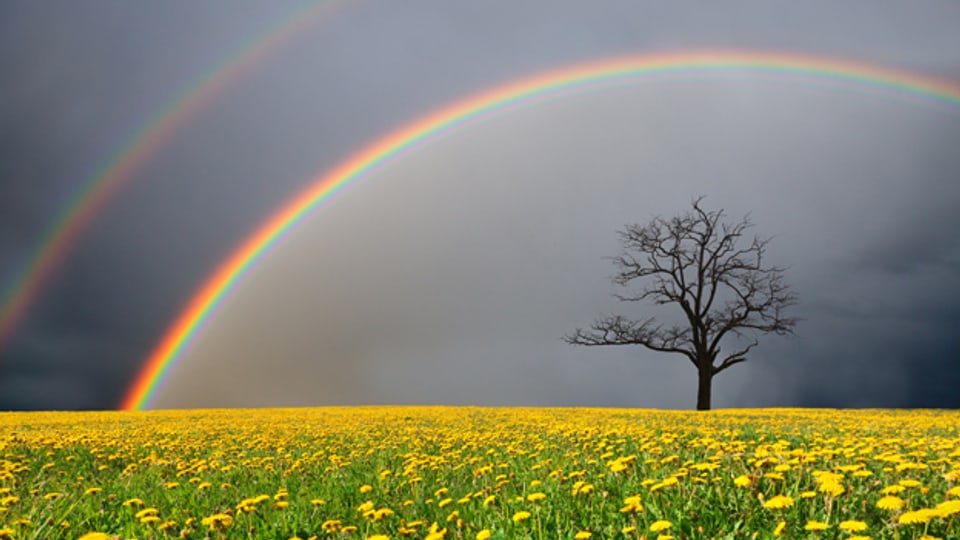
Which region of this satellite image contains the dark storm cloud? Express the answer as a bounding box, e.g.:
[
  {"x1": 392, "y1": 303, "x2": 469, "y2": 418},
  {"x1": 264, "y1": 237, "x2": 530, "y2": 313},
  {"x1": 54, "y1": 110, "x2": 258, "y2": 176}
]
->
[{"x1": 2, "y1": 1, "x2": 960, "y2": 410}]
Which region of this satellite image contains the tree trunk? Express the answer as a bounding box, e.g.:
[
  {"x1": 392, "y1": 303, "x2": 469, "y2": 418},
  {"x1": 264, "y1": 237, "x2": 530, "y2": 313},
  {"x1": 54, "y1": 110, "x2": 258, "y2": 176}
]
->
[{"x1": 696, "y1": 365, "x2": 712, "y2": 410}]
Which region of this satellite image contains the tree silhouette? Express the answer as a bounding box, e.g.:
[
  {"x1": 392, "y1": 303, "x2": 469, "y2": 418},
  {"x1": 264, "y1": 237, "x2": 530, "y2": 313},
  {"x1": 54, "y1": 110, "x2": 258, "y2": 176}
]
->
[{"x1": 565, "y1": 197, "x2": 798, "y2": 410}]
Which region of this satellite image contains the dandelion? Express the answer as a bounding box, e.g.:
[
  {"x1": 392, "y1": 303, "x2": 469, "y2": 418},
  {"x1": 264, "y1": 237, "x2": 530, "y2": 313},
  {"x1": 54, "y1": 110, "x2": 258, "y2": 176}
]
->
[
  {"x1": 936, "y1": 500, "x2": 960, "y2": 517},
  {"x1": 512, "y1": 511, "x2": 532, "y2": 523},
  {"x1": 425, "y1": 522, "x2": 446, "y2": 540},
  {"x1": 321, "y1": 520, "x2": 342, "y2": 532},
  {"x1": 84, "y1": 487, "x2": 102, "y2": 495},
  {"x1": 876, "y1": 496, "x2": 905, "y2": 510},
  {"x1": 763, "y1": 495, "x2": 794, "y2": 509},
  {"x1": 838, "y1": 521, "x2": 868, "y2": 532},
  {"x1": 899, "y1": 509, "x2": 937, "y2": 524},
  {"x1": 43, "y1": 492, "x2": 64, "y2": 500},
  {"x1": 734, "y1": 475, "x2": 752, "y2": 487},
  {"x1": 482, "y1": 495, "x2": 496, "y2": 506},
  {"x1": 201, "y1": 513, "x2": 234, "y2": 531},
  {"x1": 136, "y1": 508, "x2": 159, "y2": 518},
  {"x1": 476, "y1": 530, "x2": 491, "y2": 540},
  {"x1": 773, "y1": 521, "x2": 785, "y2": 536},
  {"x1": 574, "y1": 532, "x2": 592, "y2": 539},
  {"x1": 805, "y1": 521, "x2": 828, "y2": 531},
  {"x1": 367, "y1": 536, "x2": 390, "y2": 540},
  {"x1": 360, "y1": 484, "x2": 373, "y2": 493},
  {"x1": 77, "y1": 534, "x2": 112, "y2": 540},
  {"x1": 650, "y1": 520, "x2": 672, "y2": 533},
  {"x1": 621, "y1": 526, "x2": 637, "y2": 534},
  {"x1": 122, "y1": 498, "x2": 145, "y2": 507},
  {"x1": 527, "y1": 492, "x2": 546, "y2": 503}
]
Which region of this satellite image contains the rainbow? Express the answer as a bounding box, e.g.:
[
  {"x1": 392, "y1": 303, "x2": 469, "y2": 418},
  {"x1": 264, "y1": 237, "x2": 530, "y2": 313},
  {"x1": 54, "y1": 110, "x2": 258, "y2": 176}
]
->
[
  {"x1": 120, "y1": 50, "x2": 960, "y2": 410},
  {"x1": 0, "y1": 2, "x2": 346, "y2": 352}
]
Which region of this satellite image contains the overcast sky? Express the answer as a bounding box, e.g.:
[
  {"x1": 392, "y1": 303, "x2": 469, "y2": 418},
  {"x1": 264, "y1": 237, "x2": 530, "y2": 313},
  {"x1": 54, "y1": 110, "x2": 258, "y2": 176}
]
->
[{"x1": 1, "y1": 1, "x2": 959, "y2": 410}]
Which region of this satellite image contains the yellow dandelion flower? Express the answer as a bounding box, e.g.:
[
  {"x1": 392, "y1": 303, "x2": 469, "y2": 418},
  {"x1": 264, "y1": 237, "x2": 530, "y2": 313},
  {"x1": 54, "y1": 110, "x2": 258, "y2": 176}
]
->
[
  {"x1": 847, "y1": 537, "x2": 872, "y2": 540},
  {"x1": 763, "y1": 495, "x2": 794, "y2": 510},
  {"x1": 200, "y1": 513, "x2": 233, "y2": 531},
  {"x1": 918, "y1": 536, "x2": 942, "y2": 540},
  {"x1": 818, "y1": 481, "x2": 845, "y2": 497},
  {"x1": 899, "y1": 479, "x2": 922, "y2": 488},
  {"x1": 899, "y1": 509, "x2": 936, "y2": 524},
  {"x1": 948, "y1": 486, "x2": 960, "y2": 498},
  {"x1": 77, "y1": 534, "x2": 112, "y2": 540},
  {"x1": 881, "y1": 485, "x2": 905, "y2": 495},
  {"x1": 321, "y1": 520, "x2": 342, "y2": 532},
  {"x1": 367, "y1": 535, "x2": 389, "y2": 540},
  {"x1": 650, "y1": 520, "x2": 672, "y2": 532},
  {"x1": 438, "y1": 498, "x2": 453, "y2": 508},
  {"x1": 657, "y1": 536, "x2": 673, "y2": 540},
  {"x1": 482, "y1": 495, "x2": 496, "y2": 506},
  {"x1": 141, "y1": 516, "x2": 161, "y2": 524},
  {"x1": 574, "y1": 532, "x2": 592, "y2": 539},
  {"x1": 734, "y1": 475, "x2": 752, "y2": 487},
  {"x1": 774, "y1": 521, "x2": 786, "y2": 536},
  {"x1": 311, "y1": 499, "x2": 325, "y2": 506},
  {"x1": 527, "y1": 492, "x2": 546, "y2": 503},
  {"x1": 425, "y1": 522, "x2": 446, "y2": 540},
  {"x1": 804, "y1": 521, "x2": 828, "y2": 531},
  {"x1": 476, "y1": 530, "x2": 491, "y2": 540},
  {"x1": 936, "y1": 500, "x2": 960, "y2": 517},
  {"x1": 343, "y1": 526, "x2": 358, "y2": 533},
  {"x1": 136, "y1": 508, "x2": 159, "y2": 518},
  {"x1": 512, "y1": 511, "x2": 532, "y2": 524},
  {"x1": 122, "y1": 498, "x2": 145, "y2": 507},
  {"x1": 876, "y1": 496, "x2": 905, "y2": 510},
  {"x1": 0, "y1": 530, "x2": 15, "y2": 540},
  {"x1": 800, "y1": 490, "x2": 816, "y2": 499},
  {"x1": 274, "y1": 501, "x2": 289, "y2": 509},
  {"x1": 84, "y1": 487, "x2": 102, "y2": 495},
  {"x1": 621, "y1": 526, "x2": 637, "y2": 534},
  {"x1": 838, "y1": 521, "x2": 867, "y2": 532}
]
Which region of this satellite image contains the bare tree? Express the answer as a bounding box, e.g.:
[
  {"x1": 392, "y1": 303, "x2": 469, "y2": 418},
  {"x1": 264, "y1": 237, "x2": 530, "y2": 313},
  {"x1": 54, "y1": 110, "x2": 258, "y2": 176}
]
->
[{"x1": 564, "y1": 197, "x2": 798, "y2": 410}]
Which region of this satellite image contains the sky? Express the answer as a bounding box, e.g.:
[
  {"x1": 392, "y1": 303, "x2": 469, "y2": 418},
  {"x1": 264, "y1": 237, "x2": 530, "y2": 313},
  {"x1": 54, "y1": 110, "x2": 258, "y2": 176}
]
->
[{"x1": 1, "y1": 1, "x2": 959, "y2": 411}]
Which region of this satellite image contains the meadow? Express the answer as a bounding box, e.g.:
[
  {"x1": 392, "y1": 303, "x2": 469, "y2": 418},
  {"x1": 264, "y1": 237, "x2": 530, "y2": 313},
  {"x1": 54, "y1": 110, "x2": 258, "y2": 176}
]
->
[{"x1": 0, "y1": 407, "x2": 958, "y2": 540}]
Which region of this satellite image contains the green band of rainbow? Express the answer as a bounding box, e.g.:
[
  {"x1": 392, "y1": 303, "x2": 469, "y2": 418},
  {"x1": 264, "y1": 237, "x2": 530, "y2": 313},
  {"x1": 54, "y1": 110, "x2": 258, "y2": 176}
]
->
[
  {"x1": 120, "y1": 51, "x2": 960, "y2": 410},
  {"x1": 0, "y1": 2, "x2": 344, "y2": 352}
]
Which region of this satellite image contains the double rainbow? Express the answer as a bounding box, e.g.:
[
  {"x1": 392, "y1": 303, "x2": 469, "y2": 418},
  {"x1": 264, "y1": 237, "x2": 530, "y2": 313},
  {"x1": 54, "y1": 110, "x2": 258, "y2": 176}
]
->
[
  {"x1": 120, "y1": 51, "x2": 960, "y2": 410},
  {"x1": 0, "y1": 2, "x2": 346, "y2": 351}
]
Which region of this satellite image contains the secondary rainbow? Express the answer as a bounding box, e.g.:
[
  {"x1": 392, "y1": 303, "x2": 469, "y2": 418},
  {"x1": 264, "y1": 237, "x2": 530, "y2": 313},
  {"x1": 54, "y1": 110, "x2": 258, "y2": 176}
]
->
[
  {"x1": 0, "y1": 1, "x2": 346, "y2": 351},
  {"x1": 121, "y1": 50, "x2": 960, "y2": 410}
]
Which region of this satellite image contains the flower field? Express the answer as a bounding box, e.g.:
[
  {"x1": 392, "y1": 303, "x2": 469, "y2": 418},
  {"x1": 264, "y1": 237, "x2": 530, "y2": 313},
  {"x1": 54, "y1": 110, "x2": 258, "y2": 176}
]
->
[{"x1": 1, "y1": 407, "x2": 959, "y2": 540}]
